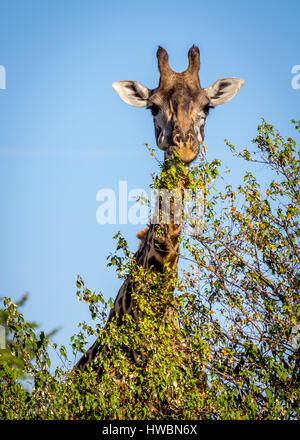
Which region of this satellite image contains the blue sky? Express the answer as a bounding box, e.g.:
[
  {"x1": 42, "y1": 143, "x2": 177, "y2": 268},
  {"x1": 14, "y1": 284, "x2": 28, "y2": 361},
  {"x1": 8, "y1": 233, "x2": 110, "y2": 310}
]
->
[{"x1": 0, "y1": 0, "x2": 299, "y2": 368}]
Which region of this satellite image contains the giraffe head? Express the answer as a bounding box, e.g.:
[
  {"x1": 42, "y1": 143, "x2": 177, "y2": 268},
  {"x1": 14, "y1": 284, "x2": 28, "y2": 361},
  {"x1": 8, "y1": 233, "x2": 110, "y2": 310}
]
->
[{"x1": 113, "y1": 46, "x2": 244, "y2": 164}]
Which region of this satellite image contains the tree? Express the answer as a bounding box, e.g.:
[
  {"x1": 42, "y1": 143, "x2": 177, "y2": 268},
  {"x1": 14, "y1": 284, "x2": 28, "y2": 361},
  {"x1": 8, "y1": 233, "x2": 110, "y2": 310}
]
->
[
  {"x1": 179, "y1": 119, "x2": 300, "y2": 419},
  {"x1": 0, "y1": 119, "x2": 299, "y2": 420}
]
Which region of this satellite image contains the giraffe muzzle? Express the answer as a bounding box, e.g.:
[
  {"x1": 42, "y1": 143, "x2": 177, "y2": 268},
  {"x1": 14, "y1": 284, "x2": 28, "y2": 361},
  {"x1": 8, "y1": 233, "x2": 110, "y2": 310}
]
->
[{"x1": 171, "y1": 131, "x2": 199, "y2": 164}]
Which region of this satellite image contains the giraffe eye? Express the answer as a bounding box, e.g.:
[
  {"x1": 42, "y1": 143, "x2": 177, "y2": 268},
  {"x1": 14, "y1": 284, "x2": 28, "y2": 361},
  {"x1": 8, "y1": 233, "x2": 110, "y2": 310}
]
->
[
  {"x1": 148, "y1": 104, "x2": 160, "y2": 117},
  {"x1": 203, "y1": 104, "x2": 210, "y2": 115}
]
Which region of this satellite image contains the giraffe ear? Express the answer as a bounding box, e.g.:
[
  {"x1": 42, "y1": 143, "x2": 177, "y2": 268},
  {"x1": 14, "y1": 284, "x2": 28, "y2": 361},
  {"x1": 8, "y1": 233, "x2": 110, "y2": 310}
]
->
[
  {"x1": 112, "y1": 80, "x2": 151, "y2": 107},
  {"x1": 205, "y1": 77, "x2": 244, "y2": 106}
]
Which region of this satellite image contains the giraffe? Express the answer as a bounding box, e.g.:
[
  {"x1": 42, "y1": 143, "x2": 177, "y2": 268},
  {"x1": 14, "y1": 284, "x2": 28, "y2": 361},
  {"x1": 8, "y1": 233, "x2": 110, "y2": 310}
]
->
[{"x1": 75, "y1": 45, "x2": 244, "y2": 375}]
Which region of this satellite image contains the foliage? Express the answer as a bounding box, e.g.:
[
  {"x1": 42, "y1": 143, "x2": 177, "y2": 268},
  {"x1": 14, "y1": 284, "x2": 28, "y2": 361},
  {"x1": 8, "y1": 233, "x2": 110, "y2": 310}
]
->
[
  {"x1": 179, "y1": 119, "x2": 300, "y2": 419},
  {"x1": 0, "y1": 120, "x2": 299, "y2": 420}
]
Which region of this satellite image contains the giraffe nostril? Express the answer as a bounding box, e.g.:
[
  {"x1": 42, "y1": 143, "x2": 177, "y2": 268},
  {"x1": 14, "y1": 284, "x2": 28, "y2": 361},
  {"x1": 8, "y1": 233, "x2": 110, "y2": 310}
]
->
[
  {"x1": 173, "y1": 133, "x2": 180, "y2": 145},
  {"x1": 173, "y1": 132, "x2": 195, "y2": 147}
]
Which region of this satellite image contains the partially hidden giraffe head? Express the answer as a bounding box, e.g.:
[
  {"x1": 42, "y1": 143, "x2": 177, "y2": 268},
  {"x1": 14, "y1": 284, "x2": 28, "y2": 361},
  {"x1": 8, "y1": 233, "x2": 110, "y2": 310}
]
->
[{"x1": 112, "y1": 46, "x2": 244, "y2": 164}]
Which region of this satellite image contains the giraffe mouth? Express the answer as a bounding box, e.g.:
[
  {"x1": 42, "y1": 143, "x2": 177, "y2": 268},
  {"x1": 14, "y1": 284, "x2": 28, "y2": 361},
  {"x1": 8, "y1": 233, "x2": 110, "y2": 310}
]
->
[
  {"x1": 176, "y1": 145, "x2": 199, "y2": 163},
  {"x1": 164, "y1": 143, "x2": 199, "y2": 164}
]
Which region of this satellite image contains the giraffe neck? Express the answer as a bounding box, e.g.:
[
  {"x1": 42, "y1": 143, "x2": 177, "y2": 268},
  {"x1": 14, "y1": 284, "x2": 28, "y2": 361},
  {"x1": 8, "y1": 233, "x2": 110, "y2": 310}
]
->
[
  {"x1": 136, "y1": 215, "x2": 182, "y2": 274},
  {"x1": 137, "y1": 161, "x2": 187, "y2": 275},
  {"x1": 75, "y1": 162, "x2": 188, "y2": 373}
]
